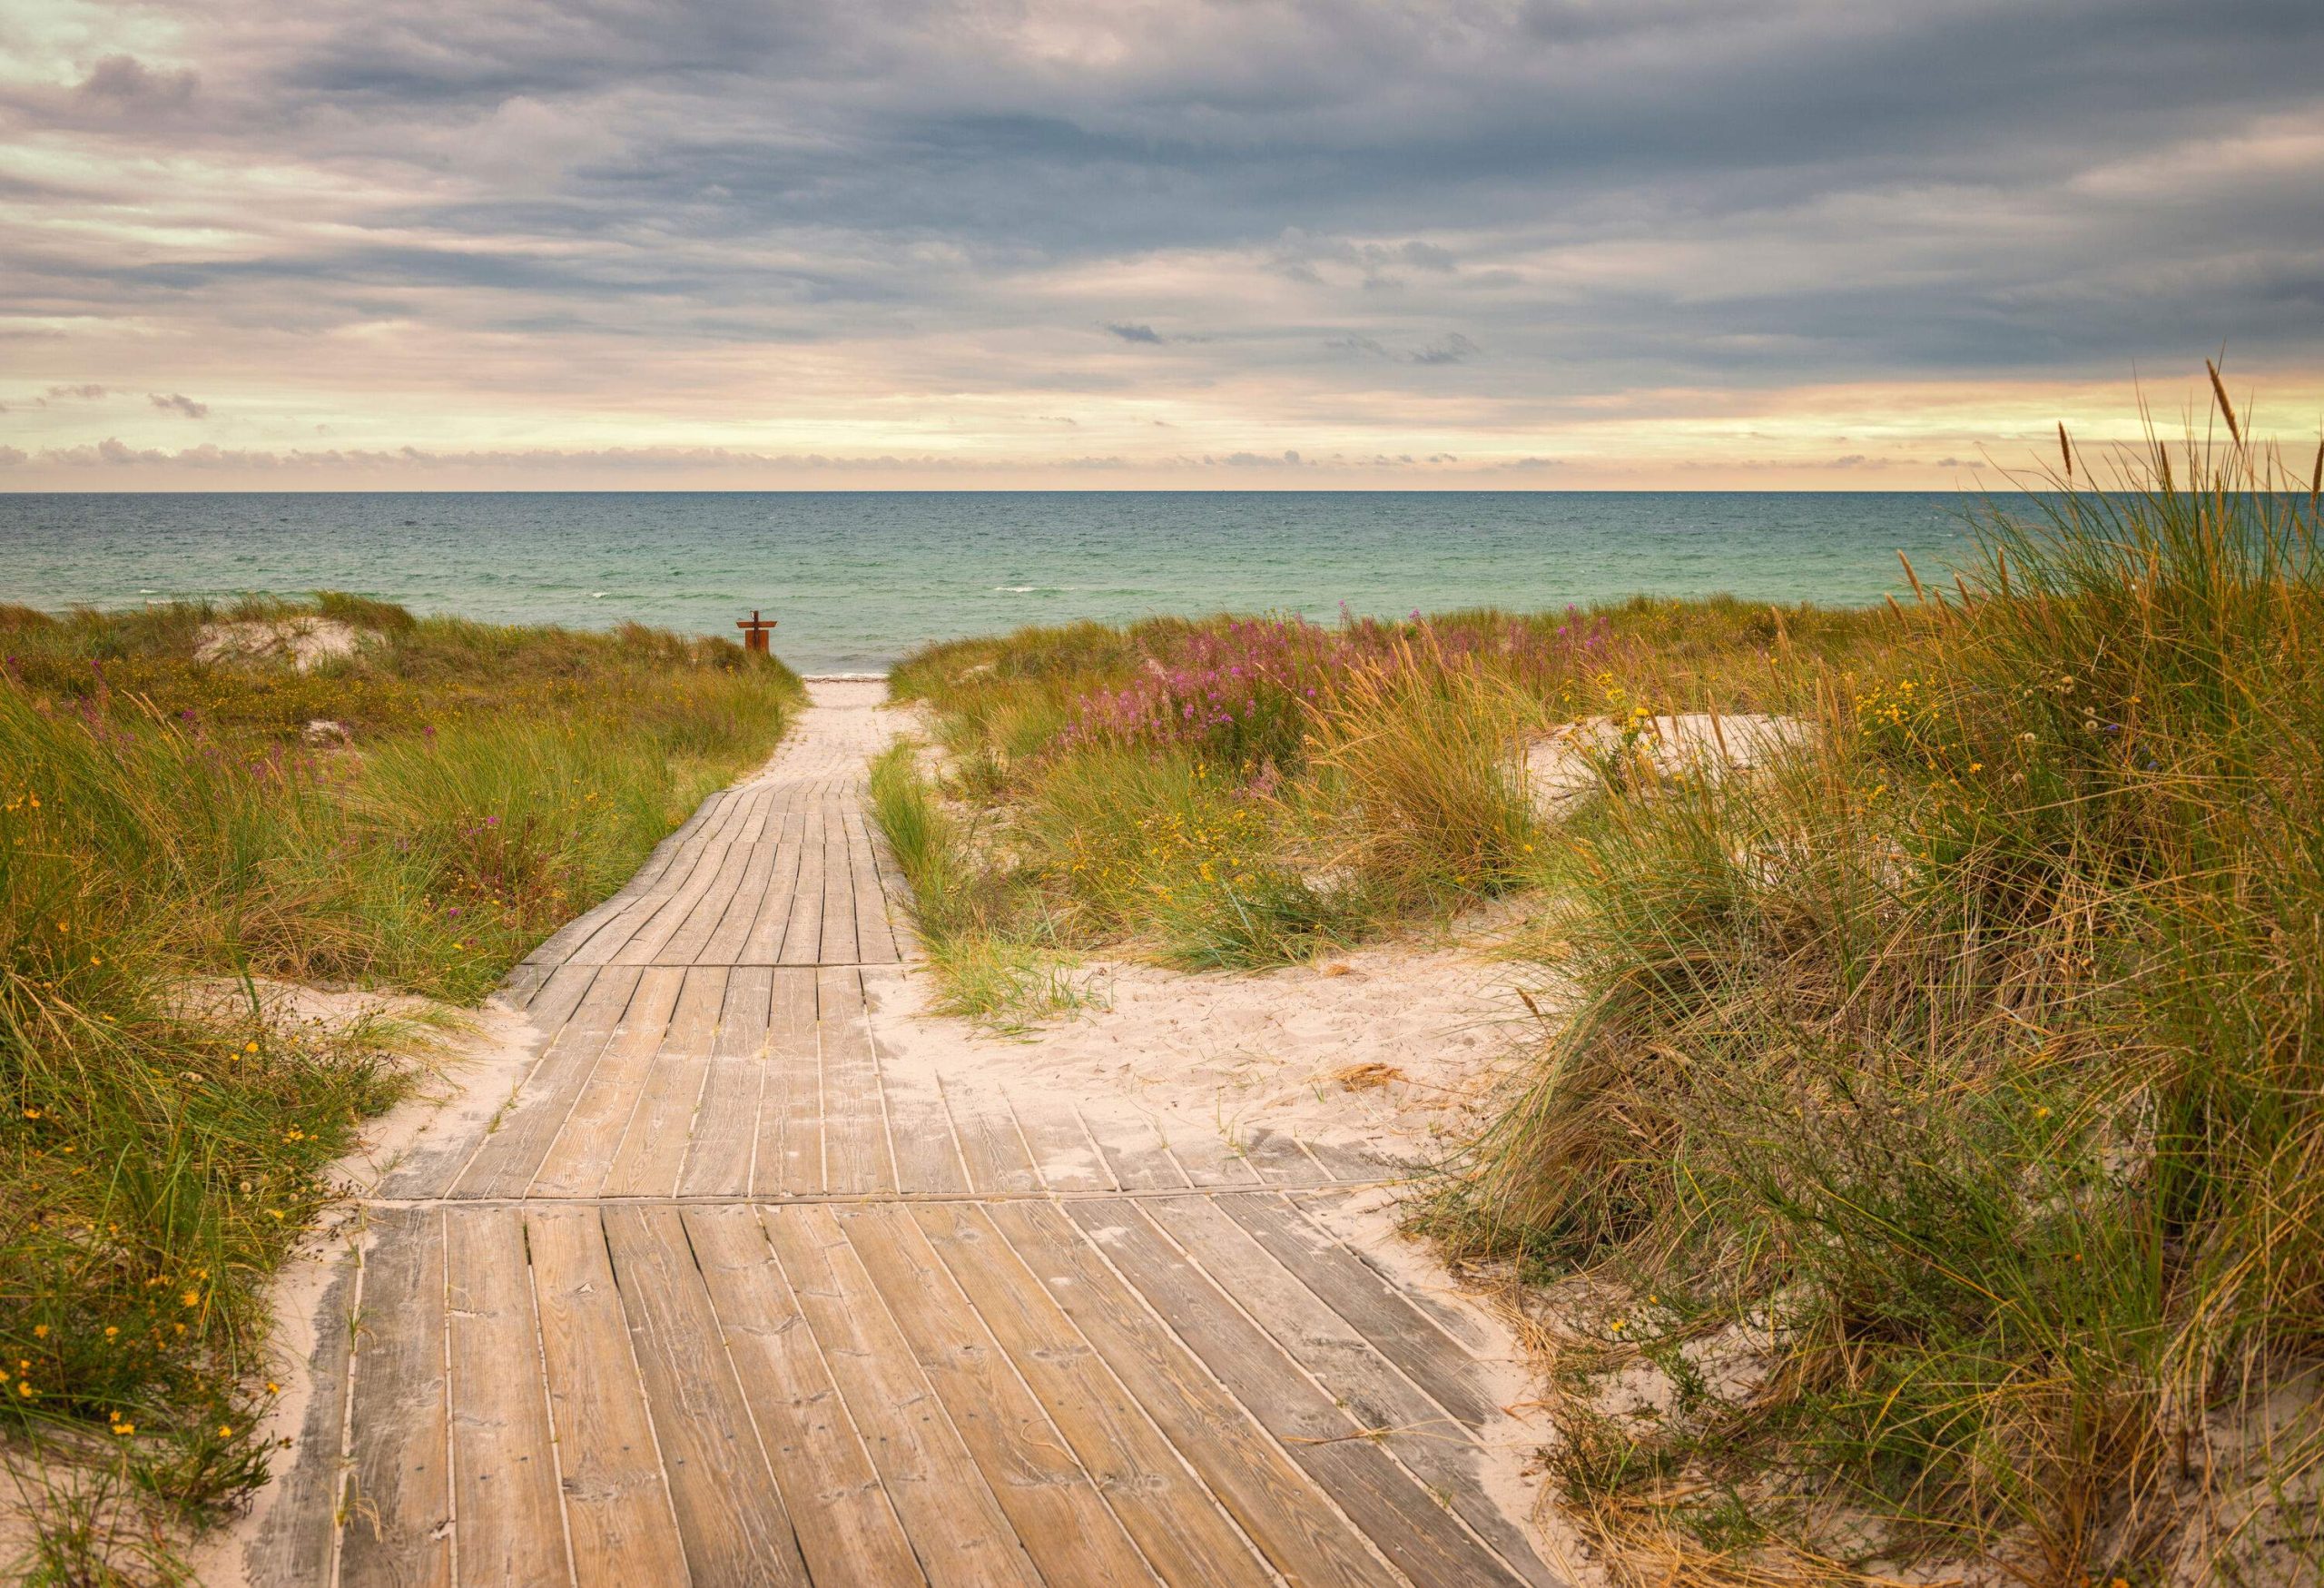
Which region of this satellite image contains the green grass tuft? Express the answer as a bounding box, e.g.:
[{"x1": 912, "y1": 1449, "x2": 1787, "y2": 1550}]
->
[{"x1": 1454, "y1": 404, "x2": 2324, "y2": 1580}]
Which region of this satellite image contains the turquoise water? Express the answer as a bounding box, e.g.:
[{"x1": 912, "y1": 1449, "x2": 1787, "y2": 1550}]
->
[{"x1": 0, "y1": 492, "x2": 1975, "y2": 674}]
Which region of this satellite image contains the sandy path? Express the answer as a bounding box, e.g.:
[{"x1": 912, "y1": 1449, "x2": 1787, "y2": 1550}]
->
[{"x1": 212, "y1": 679, "x2": 1569, "y2": 1588}]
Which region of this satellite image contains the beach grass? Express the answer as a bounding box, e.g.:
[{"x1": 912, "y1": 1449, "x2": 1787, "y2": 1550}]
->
[
  {"x1": 1435, "y1": 411, "x2": 2324, "y2": 1579},
  {"x1": 0, "y1": 597, "x2": 801, "y2": 1570},
  {"x1": 878, "y1": 384, "x2": 2324, "y2": 1578},
  {"x1": 881, "y1": 597, "x2": 1891, "y2": 981}
]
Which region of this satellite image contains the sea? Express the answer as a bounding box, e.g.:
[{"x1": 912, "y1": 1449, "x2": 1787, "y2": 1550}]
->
[{"x1": 0, "y1": 492, "x2": 1980, "y2": 675}]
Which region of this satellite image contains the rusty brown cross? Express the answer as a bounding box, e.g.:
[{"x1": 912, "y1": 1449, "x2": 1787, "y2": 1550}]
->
[{"x1": 735, "y1": 609, "x2": 777, "y2": 655}]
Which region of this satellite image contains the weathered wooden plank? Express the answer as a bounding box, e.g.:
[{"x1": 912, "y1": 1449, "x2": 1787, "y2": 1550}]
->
[
  {"x1": 615, "y1": 826, "x2": 747, "y2": 967},
  {"x1": 843, "y1": 809, "x2": 899, "y2": 964},
  {"x1": 655, "y1": 801, "x2": 766, "y2": 964},
  {"x1": 760, "y1": 1208, "x2": 1041, "y2": 1585},
  {"x1": 985, "y1": 1201, "x2": 1398, "y2": 1588},
  {"x1": 677, "y1": 965, "x2": 773, "y2": 1196},
  {"x1": 517, "y1": 958, "x2": 604, "y2": 1034},
  {"x1": 950, "y1": 1087, "x2": 1041, "y2": 1198},
  {"x1": 1239, "y1": 1127, "x2": 1333, "y2": 1188},
  {"x1": 1065, "y1": 1200, "x2": 1522, "y2": 1588},
  {"x1": 444, "y1": 1208, "x2": 568, "y2": 1588},
  {"x1": 777, "y1": 804, "x2": 828, "y2": 966},
  {"x1": 862, "y1": 968, "x2": 968, "y2": 1195},
  {"x1": 817, "y1": 800, "x2": 859, "y2": 966},
  {"x1": 1087, "y1": 1111, "x2": 1191, "y2": 1192},
  {"x1": 1220, "y1": 1193, "x2": 1499, "y2": 1429},
  {"x1": 682, "y1": 1207, "x2": 927, "y2": 1586},
  {"x1": 1165, "y1": 1121, "x2": 1266, "y2": 1189},
  {"x1": 602, "y1": 1207, "x2": 812, "y2": 1587},
  {"x1": 697, "y1": 824, "x2": 783, "y2": 966},
  {"x1": 566, "y1": 791, "x2": 743, "y2": 964},
  {"x1": 499, "y1": 955, "x2": 554, "y2": 1010},
  {"x1": 752, "y1": 969, "x2": 822, "y2": 1197},
  {"x1": 526, "y1": 1208, "x2": 685, "y2": 1588},
  {"x1": 1293, "y1": 1189, "x2": 1495, "y2": 1356},
  {"x1": 595, "y1": 785, "x2": 760, "y2": 966},
  {"x1": 1015, "y1": 1100, "x2": 1115, "y2": 1192},
  {"x1": 732, "y1": 782, "x2": 775, "y2": 845},
  {"x1": 912, "y1": 1202, "x2": 1269, "y2": 1587},
  {"x1": 382, "y1": 962, "x2": 612, "y2": 1200},
  {"x1": 1297, "y1": 1138, "x2": 1413, "y2": 1186},
  {"x1": 868, "y1": 824, "x2": 924, "y2": 963},
  {"x1": 836, "y1": 1207, "x2": 1158, "y2": 1586},
  {"x1": 624, "y1": 784, "x2": 741, "y2": 894},
  {"x1": 527, "y1": 965, "x2": 685, "y2": 1198},
  {"x1": 340, "y1": 1208, "x2": 449, "y2": 1588},
  {"x1": 600, "y1": 965, "x2": 726, "y2": 1198},
  {"x1": 1140, "y1": 1197, "x2": 1551, "y2": 1587},
  {"x1": 244, "y1": 1246, "x2": 361, "y2": 1588},
  {"x1": 737, "y1": 807, "x2": 809, "y2": 965},
  {"x1": 451, "y1": 963, "x2": 642, "y2": 1199},
  {"x1": 816, "y1": 968, "x2": 893, "y2": 1196},
  {"x1": 519, "y1": 787, "x2": 731, "y2": 975}
]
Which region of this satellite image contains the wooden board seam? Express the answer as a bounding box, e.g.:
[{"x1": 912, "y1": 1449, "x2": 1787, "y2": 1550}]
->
[
  {"x1": 857, "y1": 1207, "x2": 1169, "y2": 1585},
  {"x1": 1127, "y1": 1199, "x2": 1531, "y2": 1583},
  {"x1": 356, "y1": 1180, "x2": 1415, "y2": 1210},
  {"x1": 1012, "y1": 1202, "x2": 1410, "y2": 1587}
]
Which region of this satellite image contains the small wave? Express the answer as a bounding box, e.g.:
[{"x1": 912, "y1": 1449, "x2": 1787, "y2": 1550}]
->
[
  {"x1": 591, "y1": 591, "x2": 607, "y2": 598},
  {"x1": 993, "y1": 584, "x2": 1067, "y2": 595}
]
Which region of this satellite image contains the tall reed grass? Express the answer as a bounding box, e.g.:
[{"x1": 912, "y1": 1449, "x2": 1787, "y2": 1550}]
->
[{"x1": 1448, "y1": 389, "x2": 2324, "y2": 1580}]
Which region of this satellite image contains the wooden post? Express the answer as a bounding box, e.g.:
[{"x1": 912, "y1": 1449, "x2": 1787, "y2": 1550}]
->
[{"x1": 735, "y1": 610, "x2": 777, "y2": 656}]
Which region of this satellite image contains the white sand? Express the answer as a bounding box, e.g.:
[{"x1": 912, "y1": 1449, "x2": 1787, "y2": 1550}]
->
[
  {"x1": 193, "y1": 616, "x2": 368, "y2": 672},
  {"x1": 1525, "y1": 710, "x2": 1810, "y2": 810},
  {"x1": 870, "y1": 933, "x2": 1541, "y2": 1180}
]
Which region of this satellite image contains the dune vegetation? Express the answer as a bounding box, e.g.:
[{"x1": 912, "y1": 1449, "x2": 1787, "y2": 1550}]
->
[
  {"x1": 881, "y1": 591, "x2": 1890, "y2": 1011},
  {"x1": 0, "y1": 597, "x2": 800, "y2": 1573},
  {"x1": 878, "y1": 387, "x2": 2324, "y2": 1581}
]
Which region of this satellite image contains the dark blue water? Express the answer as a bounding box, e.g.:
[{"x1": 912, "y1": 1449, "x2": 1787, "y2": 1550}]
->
[{"x1": 0, "y1": 492, "x2": 1976, "y2": 672}]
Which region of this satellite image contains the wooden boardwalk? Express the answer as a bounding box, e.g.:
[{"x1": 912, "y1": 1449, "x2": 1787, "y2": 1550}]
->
[{"x1": 253, "y1": 682, "x2": 1556, "y2": 1588}]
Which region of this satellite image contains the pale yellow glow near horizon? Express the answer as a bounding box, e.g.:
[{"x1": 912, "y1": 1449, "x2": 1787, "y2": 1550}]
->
[{"x1": 8, "y1": 362, "x2": 2319, "y2": 490}]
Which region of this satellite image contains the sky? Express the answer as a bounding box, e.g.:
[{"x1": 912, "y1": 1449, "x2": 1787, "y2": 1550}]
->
[{"x1": 4, "y1": 0, "x2": 2321, "y2": 489}]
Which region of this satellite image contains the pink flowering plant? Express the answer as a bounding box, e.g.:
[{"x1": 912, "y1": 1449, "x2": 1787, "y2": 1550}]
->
[{"x1": 1050, "y1": 609, "x2": 1617, "y2": 771}]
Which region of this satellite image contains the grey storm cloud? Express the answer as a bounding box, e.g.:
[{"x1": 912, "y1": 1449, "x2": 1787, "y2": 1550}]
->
[
  {"x1": 1410, "y1": 334, "x2": 1479, "y2": 367},
  {"x1": 78, "y1": 55, "x2": 198, "y2": 110},
  {"x1": 1331, "y1": 332, "x2": 1480, "y2": 365},
  {"x1": 4, "y1": 0, "x2": 2321, "y2": 406}
]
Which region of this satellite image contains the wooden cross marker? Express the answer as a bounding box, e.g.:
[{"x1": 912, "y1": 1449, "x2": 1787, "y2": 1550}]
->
[{"x1": 735, "y1": 609, "x2": 777, "y2": 656}]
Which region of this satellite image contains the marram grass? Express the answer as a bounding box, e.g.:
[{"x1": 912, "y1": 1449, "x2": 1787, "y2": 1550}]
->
[{"x1": 1449, "y1": 399, "x2": 2324, "y2": 1581}]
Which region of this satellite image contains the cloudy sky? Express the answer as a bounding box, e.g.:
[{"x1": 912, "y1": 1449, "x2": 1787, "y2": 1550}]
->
[{"x1": 4, "y1": 0, "x2": 2320, "y2": 488}]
